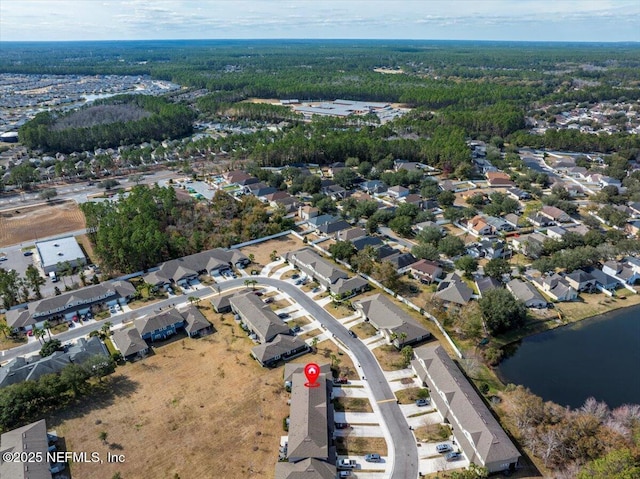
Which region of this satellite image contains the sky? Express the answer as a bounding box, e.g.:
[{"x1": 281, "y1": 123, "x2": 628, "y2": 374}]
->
[{"x1": 0, "y1": 0, "x2": 638, "y2": 43}]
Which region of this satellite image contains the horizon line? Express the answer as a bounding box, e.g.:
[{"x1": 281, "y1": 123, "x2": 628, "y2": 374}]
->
[{"x1": 1, "y1": 38, "x2": 639, "y2": 45}]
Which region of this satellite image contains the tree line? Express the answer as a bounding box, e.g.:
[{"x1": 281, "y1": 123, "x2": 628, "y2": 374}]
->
[{"x1": 19, "y1": 95, "x2": 194, "y2": 154}]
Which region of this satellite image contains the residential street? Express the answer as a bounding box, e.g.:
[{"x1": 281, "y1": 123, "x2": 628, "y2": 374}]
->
[{"x1": 1, "y1": 276, "x2": 420, "y2": 479}]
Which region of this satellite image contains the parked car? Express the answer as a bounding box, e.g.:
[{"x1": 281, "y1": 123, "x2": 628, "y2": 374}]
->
[
  {"x1": 277, "y1": 312, "x2": 289, "y2": 319},
  {"x1": 348, "y1": 330, "x2": 357, "y2": 338},
  {"x1": 365, "y1": 453, "x2": 382, "y2": 462},
  {"x1": 291, "y1": 274, "x2": 300, "y2": 279},
  {"x1": 333, "y1": 377, "x2": 348, "y2": 385},
  {"x1": 337, "y1": 458, "x2": 357, "y2": 469},
  {"x1": 23, "y1": 250, "x2": 33, "y2": 256},
  {"x1": 436, "y1": 444, "x2": 452, "y2": 453},
  {"x1": 26, "y1": 329, "x2": 33, "y2": 337},
  {"x1": 312, "y1": 287, "x2": 320, "y2": 293},
  {"x1": 167, "y1": 287, "x2": 174, "y2": 295},
  {"x1": 415, "y1": 398, "x2": 430, "y2": 407},
  {"x1": 295, "y1": 279, "x2": 303, "y2": 285},
  {"x1": 0, "y1": 257, "x2": 7, "y2": 262},
  {"x1": 339, "y1": 472, "x2": 351, "y2": 478},
  {"x1": 254, "y1": 291, "x2": 264, "y2": 296},
  {"x1": 335, "y1": 422, "x2": 351, "y2": 429},
  {"x1": 446, "y1": 452, "x2": 462, "y2": 462},
  {"x1": 291, "y1": 325, "x2": 301, "y2": 333},
  {"x1": 264, "y1": 297, "x2": 274, "y2": 304}
]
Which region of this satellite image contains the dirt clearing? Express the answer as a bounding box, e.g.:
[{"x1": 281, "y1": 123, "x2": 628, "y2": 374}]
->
[
  {"x1": 49, "y1": 307, "x2": 291, "y2": 479},
  {"x1": 0, "y1": 200, "x2": 85, "y2": 246},
  {"x1": 240, "y1": 234, "x2": 306, "y2": 267}
]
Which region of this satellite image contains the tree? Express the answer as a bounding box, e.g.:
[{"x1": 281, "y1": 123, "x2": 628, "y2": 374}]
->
[
  {"x1": 33, "y1": 327, "x2": 46, "y2": 345},
  {"x1": 248, "y1": 253, "x2": 255, "y2": 264},
  {"x1": 61, "y1": 362, "x2": 91, "y2": 396},
  {"x1": 39, "y1": 188, "x2": 58, "y2": 201},
  {"x1": 0, "y1": 322, "x2": 10, "y2": 339},
  {"x1": 455, "y1": 255, "x2": 478, "y2": 278},
  {"x1": 411, "y1": 243, "x2": 439, "y2": 261},
  {"x1": 311, "y1": 337, "x2": 319, "y2": 351},
  {"x1": 479, "y1": 288, "x2": 527, "y2": 335},
  {"x1": 484, "y1": 258, "x2": 511, "y2": 280},
  {"x1": 42, "y1": 320, "x2": 53, "y2": 341},
  {"x1": 389, "y1": 215, "x2": 414, "y2": 237},
  {"x1": 329, "y1": 241, "x2": 356, "y2": 261},
  {"x1": 129, "y1": 173, "x2": 144, "y2": 185},
  {"x1": 437, "y1": 190, "x2": 456, "y2": 207},
  {"x1": 416, "y1": 226, "x2": 444, "y2": 246},
  {"x1": 270, "y1": 250, "x2": 278, "y2": 262},
  {"x1": 9, "y1": 163, "x2": 39, "y2": 189},
  {"x1": 99, "y1": 431, "x2": 109, "y2": 445},
  {"x1": 438, "y1": 235, "x2": 466, "y2": 258},
  {"x1": 374, "y1": 261, "x2": 400, "y2": 290},
  {"x1": 333, "y1": 168, "x2": 358, "y2": 189},
  {"x1": 400, "y1": 346, "x2": 413, "y2": 367},
  {"x1": 24, "y1": 264, "x2": 44, "y2": 300},
  {"x1": 40, "y1": 339, "x2": 63, "y2": 357}
]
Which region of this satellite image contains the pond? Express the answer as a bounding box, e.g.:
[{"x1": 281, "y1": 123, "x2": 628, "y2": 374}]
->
[{"x1": 496, "y1": 305, "x2": 640, "y2": 409}]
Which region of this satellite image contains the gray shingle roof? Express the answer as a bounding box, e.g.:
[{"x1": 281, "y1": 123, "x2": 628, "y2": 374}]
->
[
  {"x1": 229, "y1": 292, "x2": 290, "y2": 343},
  {"x1": 413, "y1": 345, "x2": 520, "y2": 470},
  {"x1": 287, "y1": 372, "x2": 330, "y2": 461},
  {"x1": 0, "y1": 419, "x2": 51, "y2": 479},
  {"x1": 112, "y1": 328, "x2": 148, "y2": 358},
  {"x1": 251, "y1": 334, "x2": 308, "y2": 365},
  {"x1": 134, "y1": 308, "x2": 184, "y2": 336},
  {"x1": 435, "y1": 273, "x2": 473, "y2": 305},
  {"x1": 285, "y1": 248, "x2": 348, "y2": 287},
  {"x1": 353, "y1": 294, "x2": 430, "y2": 345},
  {"x1": 183, "y1": 306, "x2": 211, "y2": 335},
  {"x1": 274, "y1": 458, "x2": 336, "y2": 479}
]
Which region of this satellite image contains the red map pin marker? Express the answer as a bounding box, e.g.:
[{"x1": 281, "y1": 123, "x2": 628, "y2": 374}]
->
[{"x1": 304, "y1": 363, "x2": 321, "y2": 388}]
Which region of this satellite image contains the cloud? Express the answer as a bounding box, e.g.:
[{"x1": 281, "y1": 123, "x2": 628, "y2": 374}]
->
[{"x1": 0, "y1": 0, "x2": 638, "y2": 41}]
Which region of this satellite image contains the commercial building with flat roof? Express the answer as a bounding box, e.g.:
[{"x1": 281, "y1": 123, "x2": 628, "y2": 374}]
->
[{"x1": 36, "y1": 236, "x2": 86, "y2": 274}]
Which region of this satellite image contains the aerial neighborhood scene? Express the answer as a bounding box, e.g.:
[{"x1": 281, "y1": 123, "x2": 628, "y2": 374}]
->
[{"x1": 0, "y1": 1, "x2": 639, "y2": 479}]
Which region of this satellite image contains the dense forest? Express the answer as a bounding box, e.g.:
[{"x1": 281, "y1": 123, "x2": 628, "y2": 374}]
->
[
  {"x1": 80, "y1": 185, "x2": 294, "y2": 274},
  {"x1": 18, "y1": 94, "x2": 194, "y2": 153},
  {"x1": 4, "y1": 40, "x2": 640, "y2": 158}
]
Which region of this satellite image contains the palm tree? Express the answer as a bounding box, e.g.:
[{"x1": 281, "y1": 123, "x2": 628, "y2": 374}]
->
[
  {"x1": 244, "y1": 279, "x2": 258, "y2": 290},
  {"x1": 311, "y1": 337, "x2": 319, "y2": 352},
  {"x1": 248, "y1": 253, "x2": 255, "y2": 264},
  {"x1": 33, "y1": 328, "x2": 46, "y2": 345},
  {"x1": 101, "y1": 322, "x2": 113, "y2": 337},
  {"x1": 188, "y1": 295, "x2": 198, "y2": 305},
  {"x1": 42, "y1": 321, "x2": 52, "y2": 341}
]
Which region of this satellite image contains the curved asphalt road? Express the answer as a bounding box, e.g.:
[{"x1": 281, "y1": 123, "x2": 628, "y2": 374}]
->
[
  {"x1": 2, "y1": 276, "x2": 419, "y2": 478},
  {"x1": 221, "y1": 277, "x2": 419, "y2": 479}
]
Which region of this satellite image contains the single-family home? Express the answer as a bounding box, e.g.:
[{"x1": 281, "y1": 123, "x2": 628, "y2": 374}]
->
[
  {"x1": 351, "y1": 235, "x2": 384, "y2": 252},
  {"x1": 484, "y1": 216, "x2": 515, "y2": 233},
  {"x1": 564, "y1": 270, "x2": 596, "y2": 292},
  {"x1": 527, "y1": 214, "x2": 553, "y2": 228},
  {"x1": 378, "y1": 251, "x2": 418, "y2": 273},
  {"x1": 586, "y1": 267, "x2": 620, "y2": 291},
  {"x1": 412, "y1": 345, "x2": 521, "y2": 474},
  {"x1": 468, "y1": 216, "x2": 493, "y2": 236},
  {"x1": 112, "y1": 327, "x2": 149, "y2": 361},
  {"x1": 506, "y1": 279, "x2": 547, "y2": 308},
  {"x1": 335, "y1": 227, "x2": 366, "y2": 242},
  {"x1": 507, "y1": 188, "x2": 531, "y2": 201},
  {"x1": 486, "y1": 171, "x2": 515, "y2": 187},
  {"x1": 360, "y1": 180, "x2": 387, "y2": 195},
  {"x1": 317, "y1": 219, "x2": 351, "y2": 237},
  {"x1": 353, "y1": 294, "x2": 431, "y2": 348},
  {"x1": 504, "y1": 213, "x2": 521, "y2": 229},
  {"x1": 306, "y1": 214, "x2": 337, "y2": 231},
  {"x1": 331, "y1": 276, "x2": 369, "y2": 298},
  {"x1": 224, "y1": 170, "x2": 259, "y2": 186},
  {"x1": 400, "y1": 193, "x2": 424, "y2": 208},
  {"x1": 299, "y1": 205, "x2": 320, "y2": 221},
  {"x1": 510, "y1": 232, "x2": 547, "y2": 258},
  {"x1": 540, "y1": 205, "x2": 571, "y2": 223},
  {"x1": 532, "y1": 274, "x2": 578, "y2": 302},
  {"x1": 602, "y1": 260, "x2": 640, "y2": 285},
  {"x1": 475, "y1": 276, "x2": 503, "y2": 298},
  {"x1": 545, "y1": 226, "x2": 567, "y2": 240},
  {"x1": 435, "y1": 273, "x2": 474, "y2": 305},
  {"x1": 387, "y1": 185, "x2": 409, "y2": 199},
  {"x1": 408, "y1": 259, "x2": 443, "y2": 284}
]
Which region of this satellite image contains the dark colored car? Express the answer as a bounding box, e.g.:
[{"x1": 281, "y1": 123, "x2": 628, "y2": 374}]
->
[
  {"x1": 277, "y1": 312, "x2": 289, "y2": 319},
  {"x1": 348, "y1": 330, "x2": 357, "y2": 338},
  {"x1": 335, "y1": 423, "x2": 351, "y2": 429},
  {"x1": 446, "y1": 452, "x2": 462, "y2": 462},
  {"x1": 23, "y1": 251, "x2": 33, "y2": 256},
  {"x1": 254, "y1": 291, "x2": 264, "y2": 296}
]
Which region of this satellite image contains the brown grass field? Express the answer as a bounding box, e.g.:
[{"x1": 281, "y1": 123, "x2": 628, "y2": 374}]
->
[
  {"x1": 49, "y1": 307, "x2": 293, "y2": 479},
  {"x1": 240, "y1": 234, "x2": 306, "y2": 266},
  {"x1": 0, "y1": 200, "x2": 85, "y2": 246}
]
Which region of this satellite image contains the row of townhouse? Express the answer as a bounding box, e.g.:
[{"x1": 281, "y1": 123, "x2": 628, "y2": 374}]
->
[
  {"x1": 144, "y1": 248, "x2": 249, "y2": 288},
  {"x1": 111, "y1": 305, "x2": 213, "y2": 361},
  {"x1": 211, "y1": 291, "x2": 309, "y2": 367},
  {"x1": 275, "y1": 364, "x2": 336, "y2": 479},
  {"x1": 5, "y1": 280, "x2": 136, "y2": 333},
  {"x1": 412, "y1": 344, "x2": 521, "y2": 474}
]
